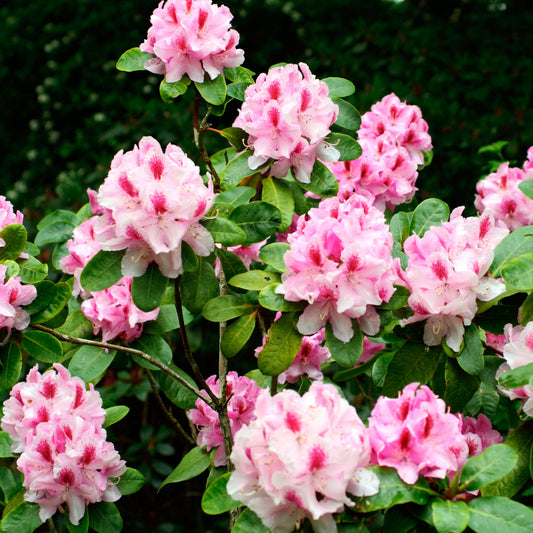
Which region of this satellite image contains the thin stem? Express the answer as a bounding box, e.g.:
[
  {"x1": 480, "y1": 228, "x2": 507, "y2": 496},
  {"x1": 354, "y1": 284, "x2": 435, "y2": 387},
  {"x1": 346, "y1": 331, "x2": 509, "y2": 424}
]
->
[
  {"x1": 31, "y1": 324, "x2": 214, "y2": 409},
  {"x1": 47, "y1": 518, "x2": 58, "y2": 533},
  {"x1": 270, "y1": 375, "x2": 278, "y2": 396},
  {"x1": 146, "y1": 369, "x2": 195, "y2": 445}
]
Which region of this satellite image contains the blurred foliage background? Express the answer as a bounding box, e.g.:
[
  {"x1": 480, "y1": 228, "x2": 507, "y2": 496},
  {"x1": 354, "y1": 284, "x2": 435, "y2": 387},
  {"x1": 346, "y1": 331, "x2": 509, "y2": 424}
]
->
[
  {"x1": 1, "y1": 0, "x2": 533, "y2": 221},
  {"x1": 1, "y1": 0, "x2": 533, "y2": 531}
]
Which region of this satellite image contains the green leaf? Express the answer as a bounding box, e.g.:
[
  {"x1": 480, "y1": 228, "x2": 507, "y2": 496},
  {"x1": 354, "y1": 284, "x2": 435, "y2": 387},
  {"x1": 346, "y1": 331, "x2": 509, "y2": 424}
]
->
[
  {"x1": 262, "y1": 177, "x2": 295, "y2": 232},
  {"x1": 323, "y1": 77, "x2": 355, "y2": 97},
  {"x1": 159, "y1": 78, "x2": 189, "y2": 102},
  {"x1": 0, "y1": 431, "x2": 15, "y2": 458},
  {"x1": 432, "y1": 499, "x2": 470, "y2": 533},
  {"x1": 203, "y1": 295, "x2": 254, "y2": 322},
  {"x1": 0, "y1": 466, "x2": 19, "y2": 500},
  {"x1": 157, "y1": 363, "x2": 198, "y2": 410},
  {"x1": 34, "y1": 221, "x2": 74, "y2": 247},
  {"x1": 332, "y1": 96, "x2": 361, "y2": 130},
  {"x1": 231, "y1": 508, "x2": 269, "y2": 533},
  {"x1": 131, "y1": 334, "x2": 172, "y2": 370},
  {"x1": 0, "y1": 224, "x2": 27, "y2": 260},
  {"x1": 224, "y1": 66, "x2": 255, "y2": 83},
  {"x1": 457, "y1": 323, "x2": 484, "y2": 375},
  {"x1": 297, "y1": 160, "x2": 339, "y2": 198},
  {"x1": 229, "y1": 270, "x2": 281, "y2": 291},
  {"x1": 57, "y1": 310, "x2": 94, "y2": 349},
  {"x1": 491, "y1": 225, "x2": 533, "y2": 278},
  {"x1": 29, "y1": 282, "x2": 71, "y2": 324},
  {"x1": 498, "y1": 362, "x2": 533, "y2": 388},
  {"x1": 116, "y1": 47, "x2": 152, "y2": 72},
  {"x1": 80, "y1": 249, "x2": 125, "y2": 292},
  {"x1": 380, "y1": 285, "x2": 410, "y2": 310},
  {"x1": 69, "y1": 345, "x2": 116, "y2": 383},
  {"x1": 410, "y1": 198, "x2": 450, "y2": 237},
  {"x1": 226, "y1": 81, "x2": 250, "y2": 100},
  {"x1": 259, "y1": 242, "x2": 290, "y2": 273},
  {"x1": 195, "y1": 74, "x2": 227, "y2": 105},
  {"x1": 326, "y1": 132, "x2": 362, "y2": 161},
  {"x1": 215, "y1": 187, "x2": 255, "y2": 208},
  {"x1": 501, "y1": 252, "x2": 533, "y2": 291},
  {"x1": 88, "y1": 502, "x2": 123, "y2": 533},
  {"x1": 201, "y1": 472, "x2": 240, "y2": 515},
  {"x1": 390, "y1": 211, "x2": 412, "y2": 245},
  {"x1": 215, "y1": 247, "x2": 247, "y2": 281},
  {"x1": 482, "y1": 421, "x2": 533, "y2": 497},
  {"x1": 520, "y1": 291, "x2": 533, "y2": 325},
  {"x1": 143, "y1": 304, "x2": 181, "y2": 334},
  {"x1": 351, "y1": 466, "x2": 432, "y2": 512},
  {"x1": 218, "y1": 127, "x2": 248, "y2": 149},
  {"x1": 131, "y1": 262, "x2": 168, "y2": 312},
  {"x1": 180, "y1": 258, "x2": 219, "y2": 315},
  {"x1": 468, "y1": 496, "x2": 533, "y2": 533},
  {"x1": 518, "y1": 178, "x2": 533, "y2": 200},
  {"x1": 160, "y1": 446, "x2": 210, "y2": 490},
  {"x1": 1, "y1": 496, "x2": 42, "y2": 533},
  {"x1": 117, "y1": 467, "x2": 145, "y2": 495},
  {"x1": 258, "y1": 312, "x2": 302, "y2": 375},
  {"x1": 325, "y1": 320, "x2": 363, "y2": 367},
  {"x1": 103, "y1": 406, "x2": 130, "y2": 428},
  {"x1": 460, "y1": 444, "x2": 518, "y2": 492},
  {"x1": 17, "y1": 256, "x2": 48, "y2": 284},
  {"x1": 258, "y1": 284, "x2": 305, "y2": 312},
  {"x1": 221, "y1": 313, "x2": 257, "y2": 358},
  {"x1": 442, "y1": 358, "x2": 480, "y2": 412},
  {"x1": 382, "y1": 343, "x2": 441, "y2": 397},
  {"x1": 66, "y1": 509, "x2": 89, "y2": 533},
  {"x1": 21, "y1": 330, "x2": 62, "y2": 363},
  {"x1": 220, "y1": 151, "x2": 257, "y2": 190},
  {"x1": 202, "y1": 216, "x2": 247, "y2": 246},
  {"x1": 228, "y1": 201, "x2": 281, "y2": 245},
  {"x1": 0, "y1": 342, "x2": 21, "y2": 390}
]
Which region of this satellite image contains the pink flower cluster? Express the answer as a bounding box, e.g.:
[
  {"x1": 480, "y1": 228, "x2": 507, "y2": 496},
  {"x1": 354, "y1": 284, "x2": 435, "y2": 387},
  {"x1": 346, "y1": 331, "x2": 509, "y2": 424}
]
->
[
  {"x1": 227, "y1": 381, "x2": 379, "y2": 533},
  {"x1": 60, "y1": 215, "x2": 159, "y2": 343},
  {"x1": 1, "y1": 364, "x2": 126, "y2": 525},
  {"x1": 328, "y1": 93, "x2": 432, "y2": 211},
  {"x1": 140, "y1": 0, "x2": 244, "y2": 83},
  {"x1": 397, "y1": 207, "x2": 509, "y2": 352},
  {"x1": 497, "y1": 322, "x2": 533, "y2": 417},
  {"x1": 233, "y1": 63, "x2": 339, "y2": 183},
  {"x1": 188, "y1": 371, "x2": 262, "y2": 467},
  {"x1": 474, "y1": 158, "x2": 533, "y2": 231},
  {"x1": 0, "y1": 195, "x2": 24, "y2": 248},
  {"x1": 277, "y1": 195, "x2": 397, "y2": 342},
  {"x1": 255, "y1": 320, "x2": 331, "y2": 384},
  {"x1": 0, "y1": 264, "x2": 37, "y2": 343},
  {"x1": 92, "y1": 136, "x2": 215, "y2": 279},
  {"x1": 368, "y1": 383, "x2": 467, "y2": 484},
  {"x1": 461, "y1": 413, "x2": 502, "y2": 458}
]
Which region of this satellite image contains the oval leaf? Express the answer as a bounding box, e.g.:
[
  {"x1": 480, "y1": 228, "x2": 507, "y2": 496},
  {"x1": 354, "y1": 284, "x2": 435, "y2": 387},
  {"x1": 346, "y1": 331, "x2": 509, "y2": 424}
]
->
[
  {"x1": 201, "y1": 472, "x2": 240, "y2": 515},
  {"x1": 297, "y1": 160, "x2": 339, "y2": 198},
  {"x1": 116, "y1": 47, "x2": 153, "y2": 72},
  {"x1": 194, "y1": 74, "x2": 227, "y2": 105},
  {"x1": 228, "y1": 202, "x2": 282, "y2": 245},
  {"x1": 202, "y1": 295, "x2": 254, "y2": 322},
  {"x1": 131, "y1": 262, "x2": 168, "y2": 312},
  {"x1": 323, "y1": 77, "x2": 355, "y2": 97},
  {"x1": 491, "y1": 225, "x2": 533, "y2": 278},
  {"x1": 432, "y1": 499, "x2": 470, "y2": 533},
  {"x1": 229, "y1": 270, "x2": 281, "y2": 291},
  {"x1": 117, "y1": 467, "x2": 145, "y2": 496},
  {"x1": 259, "y1": 242, "x2": 290, "y2": 273},
  {"x1": 202, "y1": 216, "x2": 247, "y2": 246},
  {"x1": 80, "y1": 250, "x2": 125, "y2": 292},
  {"x1": 68, "y1": 345, "x2": 116, "y2": 383},
  {"x1": 220, "y1": 151, "x2": 257, "y2": 190},
  {"x1": 332, "y1": 96, "x2": 361, "y2": 130},
  {"x1": 501, "y1": 252, "x2": 533, "y2": 291},
  {"x1": 0, "y1": 224, "x2": 27, "y2": 260},
  {"x1": 103, "y1": 406, "x2": 130, "y2": 428},
  {"x1": 326, "y1": 132, "x2": 362, "y2": 161},
  {"x1": 468, "y1": 496, "x2": 533, "y2": 533},
  {"x1": 160, "y1": 446, "x2": 210, "y2": 490},
  {"x1": 326, "y1": 320, "x2": 363, "y2": 367},
  {"x1": 261, "y1": 177, "x2": 295, "y2": 232},
  {"x1": 411, "y1": 198, "x2": 450, "y2": 237},
  {"x1": 221, "y1": 312, "x2": 257, "y2": 358},
  {"x1": 88, "y1": 502, "x2": 122, "y2": 533},
  {"x1": 21, "y1": 330, "x2": 63, "y2": 363}
]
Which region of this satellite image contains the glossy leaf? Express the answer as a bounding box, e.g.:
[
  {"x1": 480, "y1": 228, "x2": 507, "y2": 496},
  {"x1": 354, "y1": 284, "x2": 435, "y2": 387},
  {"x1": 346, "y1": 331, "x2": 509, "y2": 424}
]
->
[
  {"x1": 66, "y1": 509, "x2": 89, "y2": 533},
  {"x1": 457, "y1": 323, "x2": 484, "y2": 375},
  {"x1": 131, "y1": 262, "x2": 168, "y2": 312},
  {"x1": 442, "y1": 358, "x2": 480, "y2": 412},
  {"x1": 201, "y1": 472, "x2": 239, "y2": 514},
  {"x1": 221, "y1": 312, "x2": 256, "y2": 357},
  {"x1": 468, "y1": 496, "x2": 533, "y2": 533},
  {"x1": 258, "y1": 242, "x2": 290, "y2": 272},
  {"x1": 261, "y1": 176, "x2": 295, "y2": 232},
  {"x1": 297, "y1": 160, "x2": 339, "y2": 198},
  {"x1": 323, "y1": 77, "x2": 355, "y2": 97},
  {"x1": 34, "y1": 220, "x2": 74, "y2": 247},
  {"x1": 69, "y1": 346, "x2": 116, "y2": 383},
  {"x1": 0, "y1": 224, "x2": 27, "y2": 260},
  {"x1": 103, "y1": 406, "x2": 130, "y2": 428},
  {"x1": 131, "y1": 334, "x2": 173, "y2": 370},
  {"x1": 89, "y1": 502, "x2": 123, "y2": 533},
  {"x1": 116, "y1": 47, "x2": 152, "y2": 71},
  {"x1": 214, "y1": 186, "x2": 255, "y2": 208},
  {"x1": 0, "y1": 431, "x2": 15, "y2": 458},
  {"x1": 159, "y1": 79, "x2": 189, "y2": 102},
  {"x1": 501, "y1": 252, "x2": 533, "y2": 291},
  {"x1": 195, "y1": 74, "x2": 227, "y2": 105},
  {"x1": 1, "y1": 493, "x2": 42, "y2": 533},
  {"x1": 432, "y1": 499, "x2": 469, "y2": 533},
  {"x1": 218, "y1": 127, "x2": 248, "y2": 149},
  {"x1": 258, "y1": 312, "x2": 302, "y2": 375},
  {"x1": 29, "y1": 282, "x2": 71, "y2": 324},
  {"x1": 143, "y1": 304, "x2": 181, "y2": 334},
  {"x1": 410, "y1": 198, "x2": 450, "y2": 237},
  {"x1": 258, "y1": 284, "x2": 305, "y2": 312},
  {"x1": 17, "y1": 256, "x2": 48, "y2": 284},
  {"x1": 220, "y1": 151, "x2": 258, "y2": 190},
  {"x1": 160, "y1": 446, "x2": 210, "y2": 490},
  {"x1": 117, "y1": 467, "x2": 145, "y2": 496},
  {"x1": 498, "y1": 362, "x2": 533, "y2": 389},
  {"x1": 215, "y1": 247, "x2": 247, "y2": 281},
  {"x1": 180, "y1": 258, "x2": 219, "y2": 315},
  {"x1": 326, "y1": 132, "x2": 362, "y2": 161},
  {"x1": 518, "y1": 178, "x2": 533, "y2": 200},
  {"x1": 325, "y1": 320, "x2": 363, "y2": 367},
  {"x1": 202, "y1": 216, "x2": 247, "y2": 246},
  {"x1": 491, "y1": 225, "x2": 533, "y2": 278},
  {"x1": 332, "y1": 96, "x2": 361, "y2": 130},
  {"x1": 390, "y1": 211, "x2": 412, "y2": 245},
  {"x1": 158, "y1": 363, "x2": 198, "y2": 410},
  {"x1": 229, "y1": 270, "x2": 281, "y2": 291},
  {"x1": 80, "y1": 249, "x2": 125, "y2": 292},
  {"x1": 231, "y1": 508, "x2": 269, "y2": 533},
  {"x1": 228, "y1": 201, "x2": 281, "y2": 245},
  {"x1": 203, "y1": 295, "x2": 254, "y2": 322},
  {"x1": 0, "y1": 342, "x2": 21, "y2": 390},
  {"x1": 21, "y1": 330, "x2": 62, "y2": 363}
]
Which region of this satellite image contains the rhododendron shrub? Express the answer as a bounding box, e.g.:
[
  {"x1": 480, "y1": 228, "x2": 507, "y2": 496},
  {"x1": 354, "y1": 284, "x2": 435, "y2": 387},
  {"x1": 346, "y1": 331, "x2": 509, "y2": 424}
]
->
[{"x1": 1, "y1": 1, "x2": 533, "y2": 531}]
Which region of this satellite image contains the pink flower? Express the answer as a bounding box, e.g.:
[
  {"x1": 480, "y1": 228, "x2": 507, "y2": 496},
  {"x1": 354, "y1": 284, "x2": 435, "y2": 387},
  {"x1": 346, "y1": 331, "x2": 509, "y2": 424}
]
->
[
  {"x1": 523, "y1": 146, "x2": 533, "y2": 171},
  {"x1": 255, "y1": 322, "x2": 331, "y2": 384},
  {"x1": 226, "y1": 381, "x2": 379, "y2": 533},
  {"x1": 0, "y1": 264, "x2": 37, "y2": 343},
  {"x1": 474, "y1": 161, "x2": 533, "y2": 231},
  {"x1": 233, "y1": 63, "x2": 339, "y2": 183},
  {"x1": 357, "y1": 337, "x2": 386, "y2": 365},
  {"x1": 0, "y1": 196, "x2": 24, "y2": 250},
  {"x1": 368, "y1": 383, "x2": 467, "y2": 484},
  {"x1": 140, "y1": 0, "x2": 244, "y2": 83},
  {"x1": 92, "y1": 136, "x2": 215, "y2": 278},
  {"x1": 460, "y1": 413, "x2": 502, "y2": 459},
  {"x1": 497, "y1": 322, "x2": 533, "y2": 417},
  {"x1": 188, "y1": 371, "x2": 262, "y2": 467},
  {"x1": 81, "y1": 277, "x2": 159, "y2": 343},
  {"x1": 398, "y1": 207, "x2": 509, "y2": 351},
  {"x1": 277, "y1": 195, "x2": 398, "y2": 342}
]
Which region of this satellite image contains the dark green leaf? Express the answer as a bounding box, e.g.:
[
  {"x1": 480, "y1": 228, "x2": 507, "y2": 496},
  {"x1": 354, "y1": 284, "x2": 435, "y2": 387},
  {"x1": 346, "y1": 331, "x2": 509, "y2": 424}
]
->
[
  {"x1": 180, "y1": 258, "x2": 218, "y2": 315},
  {"x1": 226, "y1": 81, "x2": 250, "y2": 100},
  {"x1": 21, "y1": 330, "x2": 62, "y2": 363},
  {"x1": 326, "y1": 320, "x2": 363, "y2": 367},
  {"x1": 66, "y1": 508, "x2": 89, "y2": 533},
  {"x1": 220, "y1": 151, "x2": 257, "y2": 190},
  {"x1": 0, "y1": 466, "x2": 19, "y2": 500},
  {"x1": 468, "y1": 496, "x2": 533, "y2": 533},
  {"x1": 143, "y1": 304, "x2": 181, "y2": 334},
  {"x1": 160, "y1": 446, "x2": 210, "y2": 490},
  {"x1": 30, "y1": 282, "x2": 71, "y2": 324},
  {"x1": 258, "y1": 284, "x2": 305, "y2": 312},
  {"x1": 224, "y1": 66, "x2": 255, "y2": 83},
  {"x1": 297, "y1": 160, "x2": 339, "y2": 198},
  {"x1": 34, "y1": 221, "x2": 74, "y2": 247},
  {"x1": 326, "y1": 132, "x2": 362, "y2": 161},
  {"x1": 258, "y1": 312, "x2": 302, "y2": 375},
  {"x1": 390, "y1": 211, "x2": 412, "y2": 245},
  {"x1": 194, "y1": 74, "x2": 227, "y2": 105},
  {"x1": 131, "y1": 262, "x2": 168, "y2": 312},
  {"x1": 0, "y1": 431, "x2": 15, "y2": 458},
  {"x1": 159, "y1": 79, "x2": 189, "y2": 102},
  {"x1": 491, "y1": 226, "x2": 533, "y2": 278},
  {"x1": 117, "y1": 468, "x2": 145, "y2": 496},
  {"x1": 432, "y1": 499, "x2": 470, "y2": 533},
  {"x1": 17, "y1": 256, "x2": 48, "y2": 284},
  {"x1": 229, "y1": 270, "x2": 281, "y2": 291},
  {"x1": 214, "y1": 186, "x2": 255, "y2": 208},
  {"x1": 116, "y1": 47, "x2": 152, "y2": 72},
  {"x1": 1, "y1": 496, "x2": 42, "y2": 533},
  {"x1": 442, "y1": 358, "x2": 480, "y2": 412},
  {"x1": 201, "y1": 472, "x2": 239, "y2": 515},
  {"x1": 202, "y1": 295, "x2": 254, "y2": 322},
  {"x1": 410, "y1": 198, "x2": 450, "y2": 237},
  {"x1": 221, "y1": 313, "x2": 257, "y2": 357},
  {"x1": 215, "y1": 247, "x2": 247, "y2": 280},
  {"x1": 457, "y1": 324, "x2": 484, "y2": 375},
  {"x1": 131, "y1": 334, "x2": 172, "y2": 370},
  {"x1": 103, "y1": 406, "x2": 130, "y2": 428},
  {"x1": 0, "y1": 224, "x2": 27, "y2": 260},
  {"x1": 231, "y1": 508, "x2": 269, "y2": 533},
  {"x1": 218, "y1": 127, "x2": 248, "y2": 150},
  {"x1": 202, "y1": 216, "x2": 247, "y2": 246},
  {"x1": 262, "y1": 177, "x2": 295, "y2": 232},
  {"x1": 158, "y1": 363, "x2": 198, "y2": 410},
  {"x1": 68, "y1": 346, "x2": 116, "y2": 383},
  {"x1": 501, "y1": 252, "x2": 533, "y2": 291},
  {"x1": 379, "y1": 285, "x2": 410, "y2": 309},
  {"x1": 80, "y1": 250, "x2": 125, "y2": 292},
  {"x1": 323, "y1": 77, "x2": 355, "y2": 97},
  {"x1": 228, "y1": 201, "x2": 281, "y2": 245},
  {"x1": 89, "y1": 502, "x2": 122, "y2": 533},
  {"x1": 332, "y1": 96, "x2": 361, "y2": 130},
  {"x1": 498, "y1": 362, "x2": 533, "y2": 388},
  {"x1": 0, "y1": 342, "x2": 21, "y2": 390}
]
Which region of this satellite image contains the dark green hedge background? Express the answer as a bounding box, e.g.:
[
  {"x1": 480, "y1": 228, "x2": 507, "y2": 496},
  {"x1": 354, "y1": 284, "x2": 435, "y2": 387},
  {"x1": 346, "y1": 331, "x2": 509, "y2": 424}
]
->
[{"x1": 1, "y1": 0, "x2": 532, "y2": 220}]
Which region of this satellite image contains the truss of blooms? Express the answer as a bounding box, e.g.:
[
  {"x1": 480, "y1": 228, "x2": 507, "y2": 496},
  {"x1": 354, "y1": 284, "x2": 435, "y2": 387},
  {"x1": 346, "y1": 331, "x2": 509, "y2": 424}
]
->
[
  {"x1": 474, "y1": 158, "x2": 533, "y2": 231},
  {"x1": 1, "y1": 364, "x2": 126, "y2": 525},
  {"x1": 397, "y1": 207, "x2": 509, "y2": 352},
  {"x1": 60, "y1": 215, "x2": 159, "y2": 343},
  {"x1": 188, "y1": 371, "x2": 262, "y2": 467},
  {"x1": 0, "y1": 195, "x2": 24, "y2": 248},
  {"x1": 497, "y1": 322, "x2": 533, "y2": 417},
  {"x1": 140, "y1": 0, "x2": 244, "y2": 83},
  {"x1": 233, "y1": 62, "x2": 340, "y2": 183},
  {"x1": 327, "y1": 93, "x2": 432, "y2": 211},
  {"x1": 226, "y1": 381, "x2": 379, "y2": 533},
  {"x1": 0, "y1": 264, "x2": 37, "y2": 343},
  {"x1": 277, "y1": 194, "x2": 397, "y2": 342},
  {"x1": 92, "y1": 136, "x2": 215, "y2": 279},
  {"x1": 368, "y1": 382, "x2": 467, "y2": 484}
]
